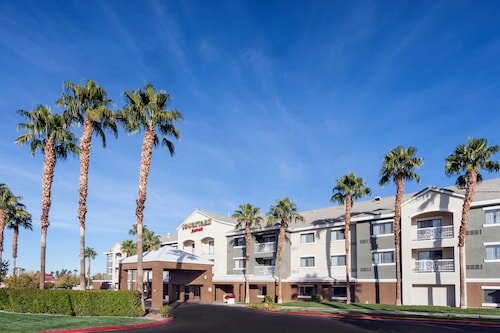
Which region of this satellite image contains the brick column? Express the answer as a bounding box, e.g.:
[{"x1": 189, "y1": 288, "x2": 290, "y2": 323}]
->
[
  {"x1": 119, "y1": 267, "x2": 128, "y2": 290},
  {"x1": 179, "y1": 284, "x2": 185, "y2": 303},
  {"x1": 151, "y1": 267, "x2": 164, "y2": 310}
]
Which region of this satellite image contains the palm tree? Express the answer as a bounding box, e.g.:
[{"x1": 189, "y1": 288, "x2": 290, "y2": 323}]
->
[
  {"x1": 6, "y1": 199, "x2": 32, "y2": 276},
  {"x1": 267, "y1": 198, "x2": 304, "y2": 304},
  {"x1": 57, "y1": 79, "x2": 117, "y2": 290},
  {"x1": 121, "y1": 240, "x2": 137, "y2": 257},
  {"x1": 379, "y1": 146, "x2": 423, "y2": 305},
  {"x1": 84, "y1": 247, "x2": 98, "y2": 289},
  {"x1": 0, "y1": 184, "x2": 15, "y2": 266},
  {"x1": 128, "y1": 224, "x2": 161, "y2": 251},
  {"x1": 331, "y1": 173, "x2": 371, "y2": 304},
  {"x1": 232, "y1": 204, "x2": 264, "y2": 303},
  {"x1": 445, "y1": 137, "x2": 499, "y2": 308},
  {"x1": 117, "y1": 84, "x2": 183, "y2": 305},
  {"x1": 16, "y1": 105, "x2": 78, "y2": 289}
]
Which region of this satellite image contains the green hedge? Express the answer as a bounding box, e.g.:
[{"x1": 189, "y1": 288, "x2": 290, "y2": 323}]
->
[{"x1": 0, "y1": 289, "x2": 143, "y2": 317}]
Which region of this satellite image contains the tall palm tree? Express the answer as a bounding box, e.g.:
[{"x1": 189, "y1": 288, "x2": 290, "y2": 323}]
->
[
  {"x1": 232, "y1": 204, "x2": 264, "y2": 303},
  {"x1": 379, "y1": 146, "x2": 423, "y2": 305},
  {"x1": 331, "y1": 173, "x2": 371, "y2": 304},
  {"x1": 121, "y1": 240, "x2": 137, "y2": 257},
  {"x1": 267, "y1": 198, "x2": 304, "y2": 304},
  {"x1": 117, "y1": 84, "x2": 183, "y2": 305},
  {"x1": 445, "y1": 137, "x2": 499, "y2": 308},
  {"x1": 84, "y1": 247, "x2": 98, "y2": 289},
  {"x1": 0, "y1": 184, "x2": 15, "y2": 266},
  {"x1": 16, "y1": 105, "x2": 78, "y2": 289},
  {"x1": 6, "y1": 199, "x2": 32, "y2": 276},
  {"x1": 57, "y1": 79, "x2": 117, "y2": 290},
  {"x1": 128, "y1": 224, "x2": 161, "y2": 251}
]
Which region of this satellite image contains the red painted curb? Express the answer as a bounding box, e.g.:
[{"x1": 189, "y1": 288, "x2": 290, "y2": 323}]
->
[
  {"x1": 261, "y1": 309, "x2": 500, "y2": 327},
  {"x1": 39, "y1": 316, "x2": 174, "y2": 333}
]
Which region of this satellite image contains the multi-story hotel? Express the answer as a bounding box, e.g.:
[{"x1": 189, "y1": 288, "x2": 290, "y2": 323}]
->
[{"x1": 107, "y1": 178, "x2": 500, "y2": 309}]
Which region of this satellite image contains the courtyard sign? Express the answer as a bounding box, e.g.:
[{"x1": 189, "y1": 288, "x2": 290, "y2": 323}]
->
[{"x1": 182, "y1": 219, "x2": 212, "y2": 230}]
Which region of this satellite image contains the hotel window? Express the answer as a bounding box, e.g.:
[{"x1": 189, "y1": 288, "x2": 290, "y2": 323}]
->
[
  {"x1": 332, "y1": 286, "x2": 347, "y2": 299},
  {"x1": 372, "y1": 250, "x2": 395, "y2": 265},
  {"x1": 300, "y1": 232, "x2": 315, "y2": 244},
  {"x1": 486, "y1": 245, "x2": 500, "y2": 260},
  {"x1": 262, "y1": 235, "x2": 275, "y2": 243},
  {"x1": 208, "y1": 240, "x2": 215, "y2": 254},
  {"x1": 233, "y1": 237, "x2": 245, "y2": 247},
  {"x1": 331, "y1": 229, "x2": 345, "y2": 241},
  {"x1": 331, "y1": 255, "x2": 346, "y2": 266},
  {"x1": 485, "y1": 209, "x2": 500, "y2": 225},
  {"x1": 299, "y1": 285, "x2": 315, "y2": 298},
  {"x1": 258, "y1": 285, "x2": 267, "y2": 297},
  {"x1": 483, "y1": 289, "x2": 500, "y2": 305},
  {"x1": 417, "y1": 250, "x2": 442, "y2": 260},
  {"x1": 300, "y1": 256, "x2": 315, "y2": 267},
  {"x1": 372, "y1": 222, "x2": 393, "y2": 236},
  {"x1": 234, "y1": 258, "x2": 246, "y2": 270},
  {"x1": 417, "y1": 218, "x2": 442, "y2": 229}
]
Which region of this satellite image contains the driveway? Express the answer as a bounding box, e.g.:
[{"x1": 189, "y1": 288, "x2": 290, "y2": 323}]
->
[{"x1": 121, "y1": 303, "x2": 500, "y2": 333}]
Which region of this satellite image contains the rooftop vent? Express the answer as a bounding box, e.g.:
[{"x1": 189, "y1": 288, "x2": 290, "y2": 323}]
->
[{"x1": 373, "y1": 196, "x2": 381, "y2": 202}]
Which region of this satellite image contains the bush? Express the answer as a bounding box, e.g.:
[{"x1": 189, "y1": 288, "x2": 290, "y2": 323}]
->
[
  {"x1": 248, "y1": 302, "x2": 278, "y2": 310},
  {"x1": 3, "y1": 273, "x2": 38, "y2": 289},
  {"x1": 311, "y1": 294, "x2": 321, "y2": 302},
  {"x1": 159, "y1": 305, "x2": 171, "y2": 318},
  {"x1": 0, "y1": 289, "x2": 143, "y2": 317},
  {"x1": 56, "y1": 274, "x2": 79, "y2": 289},
  {"x1": 263, "y1": 295, "x2": 274, "y2": 303}
]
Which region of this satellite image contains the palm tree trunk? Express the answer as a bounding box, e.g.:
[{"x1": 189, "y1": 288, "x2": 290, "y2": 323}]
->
[
  {"x1": 0, "y1": 209, "x2": 5, "y2": 266},
  {"x1": 345, "y1": 195, "x2": 352, "y2": 304},
  {"x1": 394, "y1": 175, "x2": 404, "y2": 306},
  {"x1": 12, "y1": 225, "x2": 19, "y2": 276},
  {"x1": 276, "y1": 220, "x2": 286, "y2": 304},
  {"x1": 40, "y1": 140, "x2": 56, "y2": 289},
  {"x1": 135, "y1": 127, "x2": 155, "y2": 310},
  {"x1": 244, "y1": 222, "x2": 251, "y2": 304},
  {"x1": 87, "y1": 256, "x2": 91, "y2": 289},
  {"x1": 458, "y1": 170, "x2": 477, "y2": 309},
  {"x1": 78, "y1": 118, "x2": 93, "y2": 290}
]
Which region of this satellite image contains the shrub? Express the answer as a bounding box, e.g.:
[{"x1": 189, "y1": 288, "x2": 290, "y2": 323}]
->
[
  {"x1": 3, "y1": 273, "x2": 38, "y2": 289},
  {"x1": 248, "y1": 302, "x2": 278, "y2": 310},
  {"x1": 263, "y1": 295, "x2": 274, "y2": 304},
  {"x1": 311, "y1": 294, "x2": 321, "y2": 302},
  {"x1": 0, "y1": 289, "x2": 143, "y2": 317},
  {"x1": 159, "y1": 305, "x2": 171, "y2": 318},
  {"x1": 56, "y1": 274, "x2": 79, "y2": 289}
]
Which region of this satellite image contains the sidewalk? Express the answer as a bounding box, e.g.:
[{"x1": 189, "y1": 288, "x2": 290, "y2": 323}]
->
[{"x1": 279, "y1": 305, "x2": 500, "y2": 321}]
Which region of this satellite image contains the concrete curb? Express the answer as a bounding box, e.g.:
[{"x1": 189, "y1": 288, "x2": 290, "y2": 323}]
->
[
  {"x1": 260, "y1": 309, "x2": 500, "y2": 327},
  {"x1": 38, "y1": 316, "x2": 174, "y2": 333}
]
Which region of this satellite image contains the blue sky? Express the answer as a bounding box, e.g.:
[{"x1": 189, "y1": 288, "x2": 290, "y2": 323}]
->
[{"x1": 0, "y1": 0, "x2": 499, "y2": 275}]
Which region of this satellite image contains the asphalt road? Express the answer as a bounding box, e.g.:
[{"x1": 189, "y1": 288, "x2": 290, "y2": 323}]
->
[{"x1": 122, "y1": 304, "x2": 500, "y2": 333}]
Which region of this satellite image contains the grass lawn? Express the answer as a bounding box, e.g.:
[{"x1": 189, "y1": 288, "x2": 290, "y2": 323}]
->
[
  {"x1": 0, "y1": 311, "x2": 152, "y2": 333},
  {"x1": 281, "y1": 301, "x2": 500, "y2": 315}
]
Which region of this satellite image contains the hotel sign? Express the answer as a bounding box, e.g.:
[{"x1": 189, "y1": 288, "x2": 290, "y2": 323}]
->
[{"x1": 182, "y1": 219, "x2": 212, "y2": 232}]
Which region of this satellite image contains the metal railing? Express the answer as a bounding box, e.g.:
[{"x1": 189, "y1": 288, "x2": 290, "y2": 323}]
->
[
  {"x1": 254, "y1": 266, "x2": 275, "y2": 275},
  {"x1": 415, "y1": 225, "x2": 453, "y2": 241},
  {"x1": 413, "y1": 259, "x2": 454, "y2": 272},
  {"x1": 254, "y1": 242, "x2": 276, "y2": 253}
]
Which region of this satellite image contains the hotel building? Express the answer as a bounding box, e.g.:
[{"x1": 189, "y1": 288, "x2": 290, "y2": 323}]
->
[{"x1": 111, "y1": 178, "x2": 500, "y2": 309}]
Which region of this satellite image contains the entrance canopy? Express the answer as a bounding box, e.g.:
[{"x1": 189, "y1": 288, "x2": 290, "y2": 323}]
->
[{"x1": 120, "y1": 246, "x2": 214, "y2": 266}]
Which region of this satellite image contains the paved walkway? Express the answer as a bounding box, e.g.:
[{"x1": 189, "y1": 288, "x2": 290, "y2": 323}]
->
[{"x1": 120, "y1": 304, "x2": 500, "y2": 333}]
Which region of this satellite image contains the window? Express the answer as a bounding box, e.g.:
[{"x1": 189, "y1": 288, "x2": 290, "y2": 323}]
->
[
  {"x1": 258, "y1": 285, "x2": 267, "y2": 297},
  {"x1": 372, "y1": 250, "x2": 395, "y2": 265},
  {"x1": 299, "y1": 285, "x2": 315, "y2": 298},
  {"x1": 331, "y1": 255, "x2": 346, "y2": 266},
  {"x1": 208, "y1": 240, "x2": 215, "y2": 254},
  {"x1": 262, "y1": 235, "x2": 275, "y2": 243},
  {"x1": 331, "y1": 229, "x2": 345, "y2": 241},
  {"x1": 300, "y1": 232, "x2": 315, "y2": 244},
  {"x1": 234, "y1": 258, "x2": 246, "y2": 270},
  {"x1": 372, "y1": 222, "x2": 393, "y2": 236},
  {"x1": 233, "y1": 237, "x2": 245, "y2": 247},
  {"x1": 257, "y1": 258, "x2": 275, "y2": 266},
  {"x1": 417, "y1": 250, "x2": 443, "y2": 260},
  {"x1": 486, "y1": 245, "x2": 500, "y2": 260},
  {"x1": 332, "y1": 286, "x2": 347, "y2": 299},
  {"x1": 483, "y1": 289, "x2": 500, "y2": 305},
  {"x1": 300, "y1": 256, "x2": 315, "y2": 267},
  {"x1": 485, "y1": 209, "x2": 500, "y2": 225},
  {"x1": 417, "y1": 218, "x2": 442, "y2": 229}
]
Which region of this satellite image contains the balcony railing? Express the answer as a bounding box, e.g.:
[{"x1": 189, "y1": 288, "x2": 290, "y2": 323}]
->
[
  {"x1": 254, "y1": 242, "x2": 275, "y2": 253},
  {"x1": 415, "y1": 225, "x2": 453, "y2": 241},
  {"x1": 413, "y1": 259, "x2": 454, "y2": 272},
  {"x1": 254, "y1": 266, "x2": 275, "y2": 275}
]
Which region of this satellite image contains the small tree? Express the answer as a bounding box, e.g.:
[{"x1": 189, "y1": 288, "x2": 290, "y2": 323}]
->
[
  {"x1": 121, "y1": 240, "x2": 137, "y2": 257},
  {"x1": 84, "y1": 247, "x2": 97, "y2": 289}
]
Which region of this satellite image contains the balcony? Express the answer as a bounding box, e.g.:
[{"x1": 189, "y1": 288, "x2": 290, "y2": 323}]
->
[
  {"x1": 254, "y1": 266, "x2": 275, "y2": 275},
  {"x1": 413, "y1": 259, "x2": 454, "y2": 272},
  {"x1": 415, "y1": 225, "x2": 453, "y2": 241},
  {"x1": 254, "y1": 242, "x2": 275, "y2": 253}
]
